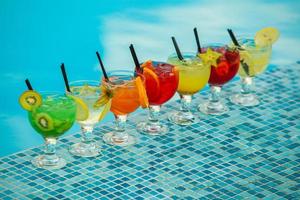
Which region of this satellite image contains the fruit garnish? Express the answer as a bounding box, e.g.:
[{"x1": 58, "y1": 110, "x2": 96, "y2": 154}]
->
[
  {"x1": 198, "y1": 48, "x2": 222, "y2": 67},
  {"x1": 35, "y1": 113, "x2": 54, "y2": 132},
  {"x1": 143, "y1": 67, "x2": 160, "y2": 101},
  {"x1": 94, "y1": 94, "x2": 109, "y2": 108},
  {"x1": 19, "y1": 90, "x2": 42, "y2": 111},
  {"x1": 98, "y1": 99, "x2": 112, "y2": 121},
  {"x1": 68, "y1": 96, "x2": 89, "y2": 121},
  {"x1": 215, "y1": 61, "x2": 229, "y2": 75},
  {"x1": 255, "y1": 27, "x2": 279, "y2": 46},
  {"x1": 135, "y1": 76, "x2": 149, "y2": 108},
  {"x1": 94, "y1": 86, "x2": 113, "y2": 108},
  {"x1": 141, "y1": 60, "x2": 155, "y2": 71},
  {"x1": 79, "y1": 84, "x2": 97, "y2": 96},
  {"x1": 240, "y1": 50, "x2": 253, "y2": 76}
]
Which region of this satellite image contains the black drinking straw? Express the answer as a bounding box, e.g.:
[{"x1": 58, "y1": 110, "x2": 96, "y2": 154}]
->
[
  {"x1": 129, "y1": 44, "x2": 141, "y2": 74},
  {"x1": 193, "y1": 27, "x2": 202, "y2": 53},
  {"x1": 25, "y1": 79, "x2": 33, "y2": 90},
  {"x1": 227, "y1": 29, "x2": 250, "y2": 75},
  {"x1": 96, "y1": 51, "x2": 109, "y2": 81},
  {"x1": 171, "y1": 36, "x2": 184, "y2": 60},
  {"x1": 60, "y1": 63, "x2": 71, "y2": 92},
  {"x1": 227, "y1": 29, "x2": 240, "y2": 47}
]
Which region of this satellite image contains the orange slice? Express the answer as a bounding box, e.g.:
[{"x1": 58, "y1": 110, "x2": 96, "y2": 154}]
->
[
  {"x1": 141, "y1": 60, "x2": 155, "y2": 70},
  {"x1": 135, "y1": 76, "x2": 149, "y2": 108},
  {"x1": 143, "y1": 67, "x2": 160, "y2": 102}
]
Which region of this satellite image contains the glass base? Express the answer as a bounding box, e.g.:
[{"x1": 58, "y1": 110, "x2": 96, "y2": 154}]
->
[
  {"x1": 69, "y1": 141, "x2": 100, "y2": 157},
  {"x1": 168, "y1": 111, "x2": 199, "y2": 126},
  {"x1": 199, "y1": 101, "x2": 228, "y2": 115},
  {"x1": 137, "y1": 121, "x2": 168, "y2": 136},
  {"x1": 103, "y1": 132, "x2": 136, "y2": 147},
  {"x1": 230, "y1": 93, "x2": 259, "y2": 107},
  {"x1": 32, "y1": 154, "x2": 66, "y2": 170}
]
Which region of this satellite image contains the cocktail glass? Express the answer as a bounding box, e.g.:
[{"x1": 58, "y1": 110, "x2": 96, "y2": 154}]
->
[
  {"x1": 102, "y1": 70, "x2": 143, "y2": 146},
  {"x1": 68, "y1": 80, "x2": 111, "y2": 157},
  {"x1": 21, "y1": 91, "x2": 76, "y2": 169},
  {"x1": 230, "y1": 38, "x2": 272, "y2": 106},
  {"x1": 167, "y1": 53, "x2": 210, "y2": 125},
  {"x1": 137, "y1": 61, "x2": 178, "y2": 134},
  {"x1": 198, "y1": 44, "x2": 240, "y2": 115}
]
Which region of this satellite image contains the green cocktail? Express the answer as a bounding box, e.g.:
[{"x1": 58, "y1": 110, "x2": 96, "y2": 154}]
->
[
  {"x1": 28, "y1": 94, "x2": 76, "y2": 138},
  {"x1": 20, "y1": 91, "x2": 76, "y2": 169}
]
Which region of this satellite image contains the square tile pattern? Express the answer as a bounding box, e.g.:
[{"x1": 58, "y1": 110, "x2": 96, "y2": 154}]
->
[{"x1": 1, "y1": 62, "x2": 299, "y2": 200}]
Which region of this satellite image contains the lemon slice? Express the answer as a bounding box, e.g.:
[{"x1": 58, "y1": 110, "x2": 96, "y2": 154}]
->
[
  {"x1": 255, "y1": 27, "x2": 279, "y2": 46},
  {"x1": 98, "y1": 99, "x2": 112, "y2": 121},
  {"x1": 19, "y1": 90, "x2": 42, "y2": 111},
  {"x1": 69, "y1": 96, "x2": 89, "y2": 121}
]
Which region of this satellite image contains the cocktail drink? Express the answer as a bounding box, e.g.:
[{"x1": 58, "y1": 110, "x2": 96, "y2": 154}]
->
[
  {"x1": 230, "y1": 27, "x2": 279, "y2": 106},
  {"x1": 19, "y1": 91, "x2": 76, "y2": 169},
  {"x1": 198, "y1": 44, "x2": 240, "y2": 115},
  {"x1": 167, "y1": 53, "x2": 209, "y2": 125},
  {"x1": 137, "y1": 60, "x2": 179, "y2": 134},
  {"x1": 102, "y1": 70, "x2": 148, "y2": 146},
  {"x1": 68, "y1": 80, "x2": 111, "y2": 157}
]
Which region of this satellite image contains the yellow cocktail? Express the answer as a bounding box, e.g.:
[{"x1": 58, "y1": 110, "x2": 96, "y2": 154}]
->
[
  {"x1": 238, "y1": 38, "x2": 272, "y2": 77},
  {"x1": 230, "y1": 27, "x2": 279, "y2": 106},
  {"x1": 167, "y1": 52, "x2": 210, "y2": 126}
]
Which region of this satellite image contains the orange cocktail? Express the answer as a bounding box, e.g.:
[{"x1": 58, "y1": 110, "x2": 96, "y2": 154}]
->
[
  {"x1": 102, "y1": 70, "x2": 148, "y2": 147},
  {"x1": 110, "y1": 81, "x2": 140, "y2": 116}
]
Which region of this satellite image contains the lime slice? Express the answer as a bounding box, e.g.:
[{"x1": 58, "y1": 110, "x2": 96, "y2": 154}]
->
[
  {"x1": 19, "y1": 90, "x2": 42, "y2": 111},
  {"x1": 255, "y1": 27, "x2": 279, "y2": 46},
  {"x1": 69, "y1": 96, "x2": 89, "y2": 121},
  {"x1": 98, "y1": 99, "x2": 112, "y2": 121}
]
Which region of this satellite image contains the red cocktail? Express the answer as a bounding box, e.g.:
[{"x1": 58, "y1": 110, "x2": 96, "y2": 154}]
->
[
  {"x1": 198, "y1": 44, "x2": 240, "y2": 115},
  {"x1": 205, "y1": 46, "x2": 240, "y2": 86},
  {"x1": 137, "y1": 60, "x2": 179, "y2": 135}
]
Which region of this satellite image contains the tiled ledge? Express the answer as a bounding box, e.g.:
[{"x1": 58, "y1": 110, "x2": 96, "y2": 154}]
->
[{"x1": 0, "y1": 62, "x2": 299, "y2": 200}]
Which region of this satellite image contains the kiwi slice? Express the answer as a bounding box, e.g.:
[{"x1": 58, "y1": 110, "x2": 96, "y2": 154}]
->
[
  {"x1": 35, "y1": 113, "x2": 54, "y2": 132},
  {"x1": 19, "y1": 90, "x2": 42, "y2": 111}
]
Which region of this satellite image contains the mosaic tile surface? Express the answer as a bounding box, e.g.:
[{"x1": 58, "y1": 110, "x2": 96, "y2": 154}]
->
[{"x1": 1, "y1": 62, "x2": 300, "y2": 200}]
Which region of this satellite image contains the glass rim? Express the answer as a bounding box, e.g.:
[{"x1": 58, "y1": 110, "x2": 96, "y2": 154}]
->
[
  {"x1": 38, "y1": 91, "x2": 65, "y2": 97},
  {"x1": 168, "y1": 52, "x2": 199, "y2": 60},
  {"x1": 201, "y1": 42, "x2": 227, "y2": 48},
  {"x1": 234, "y1": 36, "x2": 272, "y2": 51},
  {"x1": 32, "y1": 91, "x2": 75, "y2": 109},
  {"x1": 69, "y1": 80, "x2": 100, "y2": 86},
  {"x1": 102, "y1": 70, "x2": 145, "y2": 88}
]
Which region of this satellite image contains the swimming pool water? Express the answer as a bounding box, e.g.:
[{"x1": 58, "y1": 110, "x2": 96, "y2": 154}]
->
[{"x1": 0, "y1": 0, "x2": 300, "y2": 156}]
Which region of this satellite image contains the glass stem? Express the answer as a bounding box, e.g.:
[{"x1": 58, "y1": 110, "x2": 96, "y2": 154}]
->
[
  {"x1": 210, "y1": 85, "x2": 222, "y2": 103},
  {"x1": 241, "y1": 76, "x2": 253, "y2": 95},
  {"x1": 81, "y1": 126, "x2": 94, "y2": 144},
  {"x1": 148, "y1": 105, "x2": 161, "y2": 124},
  {"x1": 113, "y1": 115, "x2": 128, "y2": 142},
  {"x1": 44, "y1": 138, "x2": 59, "y2": 163},
  {"x1": 180, "y1": 95, "x2": 192, "y2": 112}
]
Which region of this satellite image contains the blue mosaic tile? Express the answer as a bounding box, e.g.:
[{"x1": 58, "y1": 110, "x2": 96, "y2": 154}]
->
[{"x1": 0, "y1": 62, "x2": 300, "y2": 199}]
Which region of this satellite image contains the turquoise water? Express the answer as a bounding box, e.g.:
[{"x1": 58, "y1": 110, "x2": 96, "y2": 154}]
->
[{"x1": 1, "y1": 0, "x2": 300, "y2": 156}]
